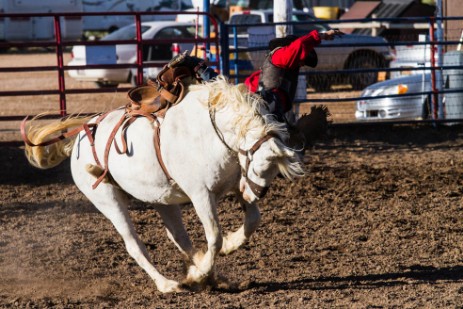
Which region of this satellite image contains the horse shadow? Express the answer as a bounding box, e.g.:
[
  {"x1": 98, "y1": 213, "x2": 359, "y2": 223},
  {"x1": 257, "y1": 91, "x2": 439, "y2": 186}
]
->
[
  {"x1": 247, "y1": 265, "x2": 463, "y2": 293},
  {"x1": 324, "y1": 123, "x2": 463, "y2": 151}
]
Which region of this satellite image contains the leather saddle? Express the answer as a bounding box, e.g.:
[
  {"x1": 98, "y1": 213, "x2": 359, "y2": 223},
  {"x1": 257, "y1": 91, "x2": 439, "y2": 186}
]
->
[
  {"x1": 127, "y1": 65, "x2": 194, "y2": 115},
  {"x1": 126, "y1": 85, "x2": 160, "y2": 114}
]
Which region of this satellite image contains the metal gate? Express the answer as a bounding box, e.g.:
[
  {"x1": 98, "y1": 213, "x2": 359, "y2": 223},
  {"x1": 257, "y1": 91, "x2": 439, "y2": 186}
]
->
[{"x1": 0, "y1": 10, "x2": 219, "y2": 123}]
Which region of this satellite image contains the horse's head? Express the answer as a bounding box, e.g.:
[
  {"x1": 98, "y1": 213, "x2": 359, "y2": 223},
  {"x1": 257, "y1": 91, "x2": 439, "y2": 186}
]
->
[
  {"x1": 196, "y1": 77, "x2": 305, "y2": 202},
  {"x1": 238, "y1": 134, "x2": 304, "y2": 203}
]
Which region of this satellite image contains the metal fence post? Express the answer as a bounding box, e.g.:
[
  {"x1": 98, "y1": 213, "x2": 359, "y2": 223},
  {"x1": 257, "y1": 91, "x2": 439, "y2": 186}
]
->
[
  {"x1": 429, "y1": 17, "x2": 439, "y2": 120},
  {"x1": 135, "y1": 13, "x2": 143, "y2": 86},
  {"x1": 203, "y1": 0, "x2": 211, "y2": 58},
  {"x1": 219, "y1": 22, "x2": 229, "y2": 77},
  {"x1": 53, "y1": 15, "x2": 66, "y2": 117},
  {"x1": 435, "y1": 2, "x2": 445, "y2": 120}
]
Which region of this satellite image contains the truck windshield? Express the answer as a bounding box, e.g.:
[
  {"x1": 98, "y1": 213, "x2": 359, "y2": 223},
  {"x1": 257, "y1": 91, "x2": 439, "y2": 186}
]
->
[{"x1": 229, "y1": 13, "x2": 331, "y2": 36}]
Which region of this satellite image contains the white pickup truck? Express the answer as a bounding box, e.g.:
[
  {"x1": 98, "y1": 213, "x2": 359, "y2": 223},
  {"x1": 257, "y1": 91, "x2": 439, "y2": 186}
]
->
[{"x1": 228, "y1": 9, "x2": 394, "y2": 91}]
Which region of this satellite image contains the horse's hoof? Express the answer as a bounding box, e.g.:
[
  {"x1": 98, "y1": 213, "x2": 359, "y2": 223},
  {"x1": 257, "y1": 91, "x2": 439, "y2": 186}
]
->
[
  {"x1": 156, "y1": 279, "x2": 184, "y2": 294},
  {"x1": 180, "y1": 273, "x2": 239, "y2": 292},
  {"x1": 181, "y1": 270, "x2": 220, "y2": 292},
  {"x1": 179, "y1": 278, "x2": 206, "y2": 292},
  {"x1": 220, "y1": 233, "x2": 245, "y2": 255},
  {"x1": 219, "y1": 243, "x2": 237, "y2": 255}
]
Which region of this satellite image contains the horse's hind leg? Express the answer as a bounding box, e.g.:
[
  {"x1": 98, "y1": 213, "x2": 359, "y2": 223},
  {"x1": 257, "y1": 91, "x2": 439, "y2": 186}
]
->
[
  {"x1": 72, "y1": 167, "x2": 181, "y2": 293},
  {"x1": 220, "y1": 194, "x2": 261, "y2": 255}
]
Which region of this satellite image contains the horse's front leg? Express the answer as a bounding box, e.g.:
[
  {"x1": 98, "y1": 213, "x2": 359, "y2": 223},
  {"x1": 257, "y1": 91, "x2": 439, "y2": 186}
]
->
[
  {"x1": 155, "y1": 204, "x2": 194, "y2": 263},
  {"x1": 184, "y1": 193, "x2": 223, "y2": 286},
  {"x1": 221, "y1": 193, "x2": 261, "y2": 255}
]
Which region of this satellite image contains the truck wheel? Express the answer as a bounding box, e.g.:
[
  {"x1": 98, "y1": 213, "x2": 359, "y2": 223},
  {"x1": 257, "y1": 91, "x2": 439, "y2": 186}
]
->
[
  {"x1": 348, "y1": 55, "x2": 380, "y2": 90},
  {"x1": 129, "y1": 72, "x2": 145, "y2": 87},
  {"x1": 308, "y1": 76, "x2": 331, "y2": 92},
  {"x1": 131, "y1": 74, "x2": 138, "y2": 87},
  {"x1": 108, "y1": 26, "x2": 119, "y2": 33},
  {"x1": 94, "y1": 81, "x2": 119, "y2": 88},
  {"x1": 422, "y1": 98, "x2": 431, "y2": 120}
]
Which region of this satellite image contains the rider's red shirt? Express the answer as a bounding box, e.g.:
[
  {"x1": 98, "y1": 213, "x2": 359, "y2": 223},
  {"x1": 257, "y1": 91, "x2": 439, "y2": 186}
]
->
[{"x1": 244, "y1": 30, "x2": 321, "y2": 93}]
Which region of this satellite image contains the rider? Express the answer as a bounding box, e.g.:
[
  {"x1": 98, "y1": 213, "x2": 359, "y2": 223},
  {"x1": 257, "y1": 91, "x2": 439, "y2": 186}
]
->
[
  {"x1": 244, "y1": 28, "x2": 344, "y2": 122},
  {"x1": 168, "y1": 28, "x2": 343, "y2": 122}
]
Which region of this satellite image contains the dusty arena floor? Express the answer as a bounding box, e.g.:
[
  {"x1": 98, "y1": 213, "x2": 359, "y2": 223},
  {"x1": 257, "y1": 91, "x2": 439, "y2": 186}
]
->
[{"x1": 2, "y1": 124, "x2": 463, "y2": 308}]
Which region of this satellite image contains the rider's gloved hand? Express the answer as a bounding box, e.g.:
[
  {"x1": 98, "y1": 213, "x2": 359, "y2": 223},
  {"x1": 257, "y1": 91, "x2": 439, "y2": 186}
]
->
[{"x1": 319, "y1": 29, "x2": 344, "y2": 40}]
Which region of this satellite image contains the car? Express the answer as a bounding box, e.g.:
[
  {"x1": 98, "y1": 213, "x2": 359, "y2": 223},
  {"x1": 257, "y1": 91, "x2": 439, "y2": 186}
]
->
[
  {"x1": 228, "y1": 9, "x2": 394, "y2": 91},
  {"x1": 389, "y1": 43, "x2": 433, "y2": 79},
  {"x1": 68, "y1": 21, "x2": 198, "y2": 88},
  {"x1": 355, "y1": 73, "x2": 432, "y2": 121}
]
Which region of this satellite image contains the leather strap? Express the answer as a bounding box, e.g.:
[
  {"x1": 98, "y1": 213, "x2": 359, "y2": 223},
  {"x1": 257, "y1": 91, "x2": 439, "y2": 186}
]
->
[
  {"x1": 238, "y1": 134, "x2": 276, "y2": 199},
  {"x1": 159, "y1": 87, "x2": 179, "y2": 104},
  {"x1": 155, "y1": 65, "x2": 191, "y2": 105},
  {"x1": 105, "y1": 110, "x2": 174, "y2": 185},
  {"x1": 113, "y1": 109, "x2": 157, "y2": 155},
  {"x1": 246, "y1": 179, "x2": 270, "y2": 199},
  {"x1": 92, "y1": 113, "x2": 128, "y2": 189},
  {"x1": 82, "y1": 123, "x2": 102, "y2": 167},
  {"x1": 92, "y1": 108, "x2": 175, "y2": 188},
  {"x1": 152, "y1": 118, "x2": 174, "y2": 183}
]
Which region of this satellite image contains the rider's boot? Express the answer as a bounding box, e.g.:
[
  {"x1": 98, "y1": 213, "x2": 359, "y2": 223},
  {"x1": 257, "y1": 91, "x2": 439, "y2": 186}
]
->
[{"x1": 168, "y1": 51, "x2": 217, "y2": 82}]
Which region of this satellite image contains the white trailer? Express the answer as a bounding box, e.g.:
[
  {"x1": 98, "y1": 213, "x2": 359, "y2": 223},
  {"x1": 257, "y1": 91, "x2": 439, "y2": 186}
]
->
[
  {"x1": 82, "y1": 0, "x2": 193, "y2": 32},
  {"x1": 0, "y1": 0, "x2": 83, "y2": 41}
]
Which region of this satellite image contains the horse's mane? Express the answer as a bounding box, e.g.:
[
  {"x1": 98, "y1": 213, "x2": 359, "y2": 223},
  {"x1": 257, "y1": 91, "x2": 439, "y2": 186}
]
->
[
  {"x1": 190, "y1": 76, "x2": 288, "y2": 143},
  {"x1": 190, "y1": 76, "x2": 304, "y2": 180}
]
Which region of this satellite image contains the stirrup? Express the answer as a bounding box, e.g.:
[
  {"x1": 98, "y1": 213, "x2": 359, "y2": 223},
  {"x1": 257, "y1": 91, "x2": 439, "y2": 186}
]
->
[{"x1": 168, "y1": 50, "x2": 189, "y2": 68}]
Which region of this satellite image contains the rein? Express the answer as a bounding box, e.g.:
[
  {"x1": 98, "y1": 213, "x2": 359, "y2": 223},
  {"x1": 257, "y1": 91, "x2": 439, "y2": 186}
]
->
[{"x1": 208, "y1": 99, "x2": 234, "y2": 153}]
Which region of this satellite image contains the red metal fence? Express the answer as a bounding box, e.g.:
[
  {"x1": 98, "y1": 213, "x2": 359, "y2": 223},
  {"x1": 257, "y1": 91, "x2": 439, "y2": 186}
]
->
[
  {"x1": 0, "y1": 11, "x2": 219, "y2": 121},
  {"x1": 1, "y1": 12, "x2": 463, "y2": 127}
]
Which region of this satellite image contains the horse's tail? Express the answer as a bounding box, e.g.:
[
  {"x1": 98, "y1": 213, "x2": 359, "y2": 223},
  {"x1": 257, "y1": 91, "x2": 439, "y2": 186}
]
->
[{"x1": 23, "y1": 115, "x2": 94, "y2": 169}]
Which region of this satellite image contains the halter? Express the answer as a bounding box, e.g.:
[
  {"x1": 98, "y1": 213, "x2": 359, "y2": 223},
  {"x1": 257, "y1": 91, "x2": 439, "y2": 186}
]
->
[
  {"x1": 208, "y1": 99, "x2": 276, "y2": 199},
  {"x1": 238, "y1": 134, "x2": 276, "y2": 199}
]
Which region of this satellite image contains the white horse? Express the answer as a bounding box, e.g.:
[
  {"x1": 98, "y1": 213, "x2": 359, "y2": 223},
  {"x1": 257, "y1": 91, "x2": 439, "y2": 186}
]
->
[{"x1": 22, "y1": 77, "x2": 304, "y2": 293}]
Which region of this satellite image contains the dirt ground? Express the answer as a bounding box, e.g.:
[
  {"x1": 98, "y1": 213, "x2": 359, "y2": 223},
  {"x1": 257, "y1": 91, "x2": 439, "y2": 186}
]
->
[
  {"x1": 2, "y1": 52, "x2": 463, "y2": 308},
  {"x1": 2, "y1": 125, "x2": 463, "y2": 308}
]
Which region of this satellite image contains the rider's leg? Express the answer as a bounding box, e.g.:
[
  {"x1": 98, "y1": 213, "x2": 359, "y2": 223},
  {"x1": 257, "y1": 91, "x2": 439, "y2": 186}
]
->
[
  {"x1": 259, "y1": 90, "x2": 288, "y2": 123},
  {"x1": 195, "y1": 63, "x2": 218, "y2": 81}
]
